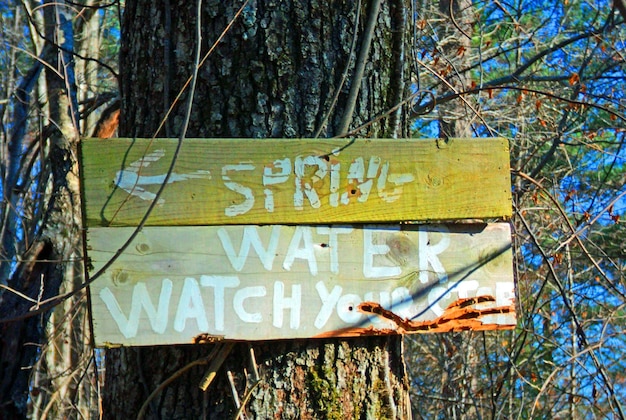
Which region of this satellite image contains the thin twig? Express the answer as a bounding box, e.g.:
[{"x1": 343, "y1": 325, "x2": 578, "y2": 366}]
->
[
  {"x1": 447, "y1": 0, "x2": 472, "y2": 40},
  {"x1": 227, "y1": 371, "x2": 244, "y2": 419},
  {"x1": 199, "y1": 342, "x2": 235, "y2": 391},
  {"x1": 0, "y1": 284, "x2": 38, "y2": 303},
  {"x1": 313, "y1": 0, "x2": 361, "y2": 138},
  {"x1": 0, "y1": 0, "x2": 250, "y2": 325},
  {"x1": 515, "y1": 170, "x2": 626, "y2": 300},
  {"x1": 136, "y1": 351, "x2": 219, "y2": 420},
  {"x1": 336, "y1": 0, "x2": 382, "y2": 136},
  {"x1": 518, "y1": 211, "x2": 626, "y2": 420},
  {"x1": 233, "y1": 380, "x2": 261, "y2": 420}
]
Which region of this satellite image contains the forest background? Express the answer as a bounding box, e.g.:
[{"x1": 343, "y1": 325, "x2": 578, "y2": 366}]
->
[{"x1": 0, "y1": 0, "x2": 625, "y2": 418}]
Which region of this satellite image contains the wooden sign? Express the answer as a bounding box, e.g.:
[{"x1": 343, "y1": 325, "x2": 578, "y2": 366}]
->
[
  {"x1": 80, "y1": 138, "x2": 511, "y2": 226},
  {"x1": 87, "y1": 223, "x2": 515, "y2": 346},
  {"x1": 80, "y1": 137, "x2": 515, "y2": 346}
]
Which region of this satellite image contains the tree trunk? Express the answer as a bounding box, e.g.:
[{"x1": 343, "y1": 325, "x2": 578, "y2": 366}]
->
[
  {"x1": 435, "y1": 2, "x2": 480, "y2": 418},
  {"x1": 0, "y1": 2, "x2": 89, "y2": 417},
  {"x1": 104, "y1": 0, "x2": 413, "y2": 418},
  {"x1": 436, "y1": 0, "x2": 473, "y2": 138},
  {"x1": 35, "y1": 2, "x2": 95, "y2": 418}
]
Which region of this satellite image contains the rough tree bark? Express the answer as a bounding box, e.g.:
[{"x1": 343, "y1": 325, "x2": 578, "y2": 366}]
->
[{"x1": 104, "y1": 1, "x2": 413, "y2": 418}]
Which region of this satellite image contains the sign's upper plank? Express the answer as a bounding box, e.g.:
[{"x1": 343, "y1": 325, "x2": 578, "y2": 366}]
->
[{"x1": 80, "y1": 138, "x2": 512, "y2": 227}]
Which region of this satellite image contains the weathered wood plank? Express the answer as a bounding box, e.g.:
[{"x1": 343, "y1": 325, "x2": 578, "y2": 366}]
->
[
  {"x1": 80, "y1": 138, "x2": 511, "y2": 227},
  {"x1": 87, "y1": 223, "x2": 515, "y2": 346}
]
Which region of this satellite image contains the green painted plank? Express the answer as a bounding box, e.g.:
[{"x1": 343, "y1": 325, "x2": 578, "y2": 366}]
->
[
  {"x1": 87, "y1": 223, "x2": 515, "y2": 346},
  {"x1": 80, "y1": 138, "x2": 511, "y2": 227}
]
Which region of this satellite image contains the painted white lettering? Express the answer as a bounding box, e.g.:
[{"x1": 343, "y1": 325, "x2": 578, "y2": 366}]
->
[
  {"x1": 283, "y1": 226, "x2": 318, "y2": 275},
  {"x1": 174, "y1": 277, "x2": 208, "y2": 332},
  {"x1": 273, "y1": 281, "x2": 301, "y2": 329},
  {"x1": 476, "y1": 285, "x2": 492, "y2": 298},
  {"x1": 314, "y1": 281, "x2": 343, "y2": 329},
  {"x1": 222, "y1": 163, "x2": 255, "y2": 216},
  {"x1": 377, "y1": 161, "x2": 415, "y2": 203},
  {"x1": 455, "y1": 280, "x2": 479, "y2": 298},
  {"x1": 200, "y1": 275, "x2": 240, "y2": 331},
  {"x1": 428, "y1": 281, "x2": 515, "y2": 319},
  {"x1": 294, "y1": 155, "x2": 328, "y2": 209},
  {"x1": 427, "y1": 280, "x2": 472, "y2": 317},
  {"x1": 390, "y1": 287, "x2": 413, "y2": 318},
  {"x1": 496, "y1": 282, "x2": 515, "y2": 306},
  {"x1": 218, "y1": 226, "x2": 280, "y2": 271},
  {"x1": 329, "y1": 162, "x2": 341, "y2": 207},
  {"x1": 316, "y1": 226, "x2": 353, "y2": 273},
  {"x1": 427, "y1": 284, "x2": 450, "y2": 317},
  {"x1": 418, "y1": 225, "x2": 450, "y2": 284},
  {"x1": 366, "y1": 156, "x2": 380, "y2": 179},
  {"x1": 363, "y1": 227, "x2": 402, "y2": 278},
  {"x1": 263, "y1": 158, "x2": 291, "y2": 212},
  {"x1": 114, "y1": 150, "x2": 211, "y2": 205},
  {"x1": 100, "y1": 278, "x2": 172, "y2": 338},
  {"x1": 364, "y1": 291, "x2": 391, "y2": 309},
  {"x1": 233, "y1": 286, "x2": 267, "y2": 323},
  {"x1": 336, "y1": 293, "x2": 362, "y2": 324},
  {"x1": 341, "y1": 157, "x2": 375, "y2": 205}
]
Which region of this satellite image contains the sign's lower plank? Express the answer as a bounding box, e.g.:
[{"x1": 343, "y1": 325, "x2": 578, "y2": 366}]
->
[
  {"x1": 80, "y1": 137, "x2": 512, "y2": 227},
  {"x1": 87, "y1": 223, "x2": 515, "y2": 347}
]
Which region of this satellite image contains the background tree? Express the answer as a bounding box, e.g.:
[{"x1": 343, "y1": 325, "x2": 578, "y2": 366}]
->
[
  {"x1": 0, "y1": 1, "x2": 117, "y2": 417},
  {"x1": 104, "y1": 0, "x2": 413, "y2": 418},
  {"x1": 407, "y1": 0, "x2": 626, "y2": 418},
  {"x1": 407, "y1": 2, "x2": 489, "y2": 419},
  {"x1": 0, "y1": 0, "x2": 625, "y2": 418}
]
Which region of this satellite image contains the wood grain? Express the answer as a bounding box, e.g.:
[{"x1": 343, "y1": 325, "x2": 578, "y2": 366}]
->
[
  {"x1": 80, "y1": 138, "x2": 512, "y2": 227},
  {"x1": 88, "y1": 223, "x2": 515, "y2": 346}
]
